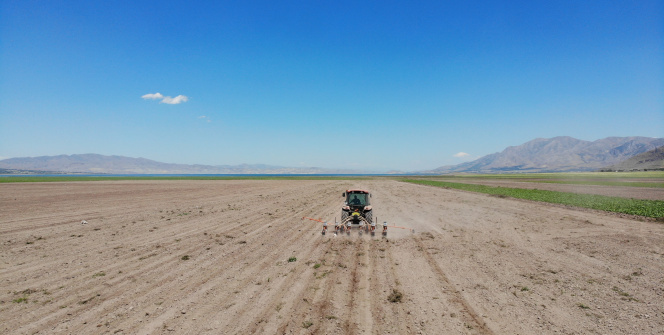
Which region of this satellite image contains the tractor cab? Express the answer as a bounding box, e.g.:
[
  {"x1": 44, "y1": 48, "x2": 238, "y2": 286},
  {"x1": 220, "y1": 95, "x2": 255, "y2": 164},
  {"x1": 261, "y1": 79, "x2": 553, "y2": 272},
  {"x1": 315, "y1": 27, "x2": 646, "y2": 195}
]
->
[
  {"x1": 341, "y1": 189, "x2": 373, "y2": 225},
  {"x1": 343, "y1": 190, "x2": 370, "y2": 209}
]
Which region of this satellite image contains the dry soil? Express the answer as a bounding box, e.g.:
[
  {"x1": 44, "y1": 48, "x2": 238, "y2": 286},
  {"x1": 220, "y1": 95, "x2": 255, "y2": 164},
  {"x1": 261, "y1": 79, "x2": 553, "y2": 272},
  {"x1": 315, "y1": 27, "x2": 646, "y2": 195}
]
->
[{"x1": 1, "y1": 180, "x2": 663, "y2": 334}]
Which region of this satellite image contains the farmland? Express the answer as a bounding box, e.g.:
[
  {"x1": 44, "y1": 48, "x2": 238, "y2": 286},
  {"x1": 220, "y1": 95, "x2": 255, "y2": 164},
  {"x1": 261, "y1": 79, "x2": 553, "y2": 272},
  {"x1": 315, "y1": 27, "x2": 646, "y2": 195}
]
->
[{"x1": 1, "y1": 178, "x2": 663, "y2": 334}]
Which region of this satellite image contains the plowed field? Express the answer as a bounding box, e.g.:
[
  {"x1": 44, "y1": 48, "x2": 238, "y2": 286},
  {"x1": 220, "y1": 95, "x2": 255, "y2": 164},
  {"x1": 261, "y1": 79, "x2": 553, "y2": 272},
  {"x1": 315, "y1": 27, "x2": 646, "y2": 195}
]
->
[{"x1": 1, "y1": 180, "x2": 663, "y2": 334}]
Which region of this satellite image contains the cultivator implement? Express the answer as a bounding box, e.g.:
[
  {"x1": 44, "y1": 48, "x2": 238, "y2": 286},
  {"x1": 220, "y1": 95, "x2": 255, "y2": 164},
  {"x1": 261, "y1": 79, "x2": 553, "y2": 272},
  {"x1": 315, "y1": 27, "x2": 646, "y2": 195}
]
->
[
  {"x1": 303, "y1": 216, "x2": 414, "y2": 236},
  {"x1": 335, "y1": 214, "x2": 385, "y2": 236},
  {"x1": 303, "y1": 216, "x2": 388, "y2": 236},
  {"x1": 301, "y1": 189, "x2": 414, "y2": 237}
]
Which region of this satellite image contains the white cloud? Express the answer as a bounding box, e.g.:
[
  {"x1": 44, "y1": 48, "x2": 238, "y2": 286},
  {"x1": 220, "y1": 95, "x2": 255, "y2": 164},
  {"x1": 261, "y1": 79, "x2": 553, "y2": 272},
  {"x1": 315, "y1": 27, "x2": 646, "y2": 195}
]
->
[
  {"x1": 141, "y1": 92, "x2": 164, "y2": 100},
  {"x1": 453, "y1": 152, "x2": 470, "y2": 158},
  {"x1": 198, "y1": 115, "x2": 211, "y2": 123},
  {"x1": 142, "y1": 93, "x2": 189, "y2": 104},
  {"x1": 161, "y1": 95, "x2": 189, "y2": 104}
]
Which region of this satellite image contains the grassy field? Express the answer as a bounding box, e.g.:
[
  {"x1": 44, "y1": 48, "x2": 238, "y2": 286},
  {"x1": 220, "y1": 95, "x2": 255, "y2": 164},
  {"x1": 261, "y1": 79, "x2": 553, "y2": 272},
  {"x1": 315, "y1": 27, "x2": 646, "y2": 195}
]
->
[{"x1": 402, "y1": 178, "x2": 664, "y2": 219}]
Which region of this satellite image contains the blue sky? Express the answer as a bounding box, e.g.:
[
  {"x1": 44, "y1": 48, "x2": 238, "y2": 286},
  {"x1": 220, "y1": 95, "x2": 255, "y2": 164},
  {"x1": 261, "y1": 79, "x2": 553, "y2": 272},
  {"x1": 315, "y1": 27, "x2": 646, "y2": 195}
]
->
[{"x1": 1, "y1": 1, "x2": 662, "y2": 171}]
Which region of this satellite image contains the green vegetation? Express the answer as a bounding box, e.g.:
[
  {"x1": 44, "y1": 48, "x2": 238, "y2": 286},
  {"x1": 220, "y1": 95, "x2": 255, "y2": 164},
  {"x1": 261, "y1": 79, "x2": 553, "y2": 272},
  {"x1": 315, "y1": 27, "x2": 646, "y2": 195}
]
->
[
  {"x1": 13, "y1": 296, "x2": 28, "y2": 303},
  {"x1": 302, "y1": 321, "x2": 313, "y2": 329},
  {"x1": 402, "y1": 179, "x2": 664, "y2": 218},
  {"x1": 577, "y1": 303, "x2": 590, "y2": 309},
  {"x1": 612, "y1": 287, "x2": 629, "y2": 297},
  {"x1": 387, "y1": 289, "x2": 403, "y2": 303},
  {"x1": 288, "y1": 256, "x2": 297, "y2": 262}
]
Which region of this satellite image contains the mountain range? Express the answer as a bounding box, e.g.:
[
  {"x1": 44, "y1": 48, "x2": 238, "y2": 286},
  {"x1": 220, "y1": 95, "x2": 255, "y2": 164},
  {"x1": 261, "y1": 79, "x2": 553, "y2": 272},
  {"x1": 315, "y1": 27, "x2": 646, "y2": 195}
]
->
[
  {"x1": 0, "y1": 154, "x2": 364, "y2": 175},
  {"x1": 430, "y1": 136, "x2": 664, "y2": 173},
  {"x1": 1, "y1": 136, "x2": 662, "y2": 175},
  {"x1": 600, "y1": 146, "x2": 664, "y2": 172}
]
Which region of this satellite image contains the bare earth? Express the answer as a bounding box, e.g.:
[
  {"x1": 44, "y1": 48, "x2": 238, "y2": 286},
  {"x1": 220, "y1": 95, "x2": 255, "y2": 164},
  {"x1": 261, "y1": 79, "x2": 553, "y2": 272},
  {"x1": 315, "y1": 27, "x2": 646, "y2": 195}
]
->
[{"x1": 1, "y1": 180, "x2": 663, "y2": 334}]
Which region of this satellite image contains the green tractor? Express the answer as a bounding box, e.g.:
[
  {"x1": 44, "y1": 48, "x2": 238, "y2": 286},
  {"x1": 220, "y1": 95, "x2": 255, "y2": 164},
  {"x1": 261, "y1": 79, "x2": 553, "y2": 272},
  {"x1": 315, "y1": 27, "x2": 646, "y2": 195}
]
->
[{"x1": 341, "y1": 189, "x2": 373, "y2": 226}]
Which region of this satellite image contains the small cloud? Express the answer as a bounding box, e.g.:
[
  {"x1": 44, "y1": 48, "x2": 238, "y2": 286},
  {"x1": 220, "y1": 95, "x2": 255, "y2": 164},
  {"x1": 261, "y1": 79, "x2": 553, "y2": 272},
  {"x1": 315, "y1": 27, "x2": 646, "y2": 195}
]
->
[
  {"x1": 142, "y1": 92, "x2": 189, "y2": 104},
  {"x1": 142, "y1": 92, "x2": 164, "y2": 100},
  {"x1": 198, "y1": 115, "x2": 206, "y2": 119},
  {"x1": 198, "y1": 115, "x2": 211, "y2": 123},
  {"x1": 453, "y1": 152, "x2": 470, "y2": 158},
  {"x1": 161, "y1": 95, "x2": 189, "y2": 104}
]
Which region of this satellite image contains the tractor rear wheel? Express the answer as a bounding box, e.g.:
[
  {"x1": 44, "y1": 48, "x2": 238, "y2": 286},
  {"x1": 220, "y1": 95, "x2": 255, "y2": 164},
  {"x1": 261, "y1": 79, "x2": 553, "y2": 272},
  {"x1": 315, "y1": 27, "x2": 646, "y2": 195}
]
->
[
  {"x1": 364, "y1": 211, "x2": 373, "y2": 224},
  {"x1": 341, "y1": 211, "x2": 349, "y2": 222}
]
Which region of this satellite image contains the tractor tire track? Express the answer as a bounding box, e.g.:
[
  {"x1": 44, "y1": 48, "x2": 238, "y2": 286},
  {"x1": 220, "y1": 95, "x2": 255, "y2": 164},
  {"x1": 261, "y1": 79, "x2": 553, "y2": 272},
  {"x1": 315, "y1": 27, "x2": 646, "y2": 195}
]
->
[
  {"x1": 383, "y1": 237, "x2": 415, "y2": 334},
  {"x1": 246, "y1": 200, "x2": 344, "y2": 334},
  {"x1": 413, "y1": 237, "x2": 494, "y2": 335}
]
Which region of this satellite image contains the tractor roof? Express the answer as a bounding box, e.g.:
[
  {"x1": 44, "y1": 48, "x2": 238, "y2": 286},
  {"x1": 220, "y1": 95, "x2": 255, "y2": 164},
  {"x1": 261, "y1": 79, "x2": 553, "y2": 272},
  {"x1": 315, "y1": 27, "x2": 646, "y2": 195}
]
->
[{"x1": 347, "y1": 189, "x2": 370, "y2": 194}]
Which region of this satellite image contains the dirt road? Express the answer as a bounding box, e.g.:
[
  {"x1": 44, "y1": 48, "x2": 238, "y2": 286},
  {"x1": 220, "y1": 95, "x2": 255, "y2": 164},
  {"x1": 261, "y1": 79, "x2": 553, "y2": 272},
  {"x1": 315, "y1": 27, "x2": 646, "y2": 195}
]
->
[{"x1": 1, "y1": 180, "x2": 662, "y2": 334}]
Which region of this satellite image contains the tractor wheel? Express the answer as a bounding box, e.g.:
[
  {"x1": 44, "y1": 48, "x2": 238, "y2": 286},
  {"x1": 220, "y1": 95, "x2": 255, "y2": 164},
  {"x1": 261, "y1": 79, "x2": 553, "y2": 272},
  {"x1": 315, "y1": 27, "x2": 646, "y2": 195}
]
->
[
  {"x1": 341, "y1": 211, "x2": 349, "y2": 222},
  {"x1": 364, "y1": 211, "x2": 373, "y2": 224}
]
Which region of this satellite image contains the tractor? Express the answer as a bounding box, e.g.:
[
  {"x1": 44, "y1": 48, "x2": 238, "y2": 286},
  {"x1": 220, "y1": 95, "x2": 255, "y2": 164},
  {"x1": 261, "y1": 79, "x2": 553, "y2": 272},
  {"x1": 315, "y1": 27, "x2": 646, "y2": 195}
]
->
[
  {"x1": 339, "y1": 189, "x2": 373, "y2": 231},
  {"x1": 304, "y1": 189, "x2": 391, "y2": 236}
]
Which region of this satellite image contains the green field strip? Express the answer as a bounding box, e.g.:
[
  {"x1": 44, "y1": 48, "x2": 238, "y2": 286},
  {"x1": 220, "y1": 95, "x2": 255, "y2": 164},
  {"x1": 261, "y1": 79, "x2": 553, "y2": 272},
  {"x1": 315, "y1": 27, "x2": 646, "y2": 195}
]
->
[{"x1": 402, "y1": 179, "x2": 664, "y2": 219}]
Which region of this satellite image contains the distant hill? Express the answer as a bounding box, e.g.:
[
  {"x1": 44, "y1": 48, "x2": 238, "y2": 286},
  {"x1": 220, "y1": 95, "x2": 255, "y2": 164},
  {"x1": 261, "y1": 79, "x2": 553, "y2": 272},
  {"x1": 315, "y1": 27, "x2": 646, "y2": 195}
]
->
[
  {"x1": 600, "y1": 146, "x2": 664, "y2": 171},
  {"x1": 4, "y1": 137, "x2": 663, "y2": 175},
  {"x1": 0, "y1": 154, "x2": 363, "y2": 175},
  {"x1": 430, "y1": 136, "x2": 664, "y2": 174}
]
